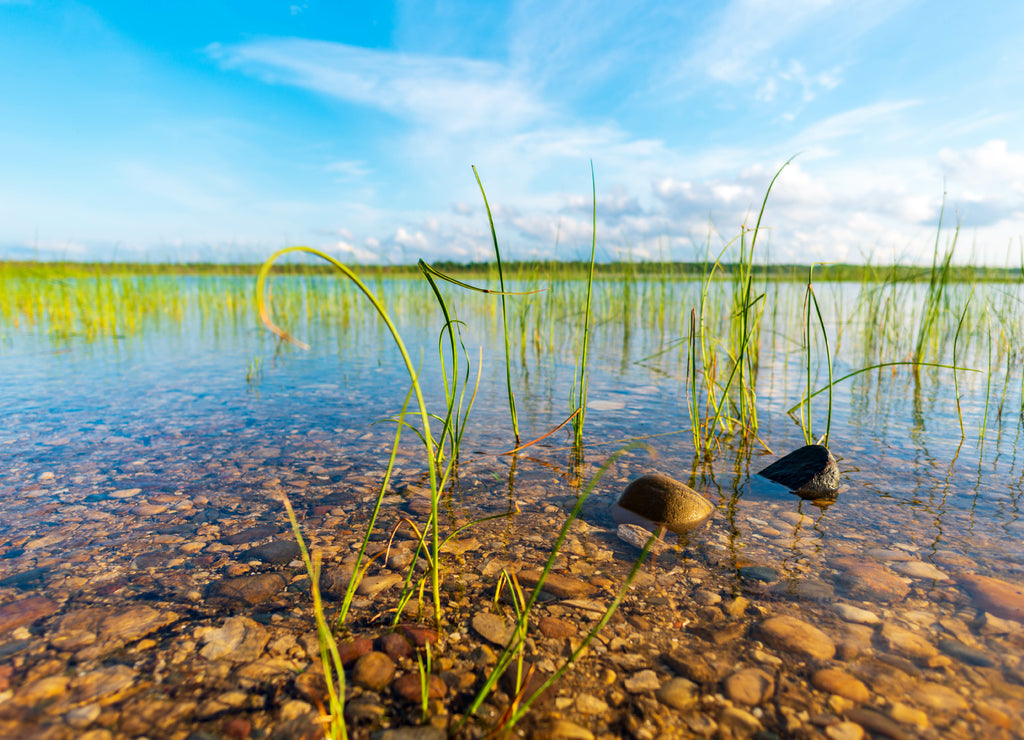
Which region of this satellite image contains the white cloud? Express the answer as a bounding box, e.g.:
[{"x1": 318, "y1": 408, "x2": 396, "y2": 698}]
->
[{"x1": 208, "y1": 39, "x2": 547, "y2": 135}]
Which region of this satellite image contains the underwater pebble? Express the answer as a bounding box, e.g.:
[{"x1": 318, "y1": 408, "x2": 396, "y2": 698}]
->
[
  {"x1": 759, "y1": 615, "x2": 836, "y2": 660},
  {"x1": 834, "y1": 603, "x2": 880, "y2": 625},
  {"x1": 890, "y1": 560, "x2": 949, "y2": 581}
]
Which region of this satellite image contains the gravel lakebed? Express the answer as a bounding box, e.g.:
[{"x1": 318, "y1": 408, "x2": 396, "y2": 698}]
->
[{"x1": 2, "y1": 434, "x2": 1024, "y2": 740}]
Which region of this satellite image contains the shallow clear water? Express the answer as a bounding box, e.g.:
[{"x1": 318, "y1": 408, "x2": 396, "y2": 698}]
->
[{"x1": 2, "y1": 275, "x2": 1024, "y2": 737}]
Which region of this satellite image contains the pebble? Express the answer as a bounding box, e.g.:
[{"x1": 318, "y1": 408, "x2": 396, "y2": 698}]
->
[
  {"x1": 221, "y1": 524, "x2": 279, "y2": 545},
  {"x1": 532, "y1": 720, "x2": 594, "y2": 740},
  {"x1": 0, "y1": 596, "x2": 56, "y2": 636},
  {"x1": 837, "y1": 562, "x2": 910, "y2": 602},
  {"x1": 247, "y1": 539, "x2": 301, "y2": 564},
  {"x1": 575, "y1": 693, "x2": 608, "y2": 714},
  {"x1": 879, "y1": 622, "x2": 938, "y2": 663},
  {"x1": 616, "y1": 523, "x2": 672, "y2": 554},
  {"x1": 200, "y1": 617, "x2": 269, "y2": 662},
  {"x1": 352, "y1": 651, "x2": 395, "y2": 691},
  {"x1": 356, "y1": 573, "x2": 404, "y2": 597},
  {"x1": 825, "y1": 721, "x2": 864, "y2": 740},
  {"x1": 471, "y1": 612, "x2": 515, "y2": 646},
  {"x1": 392, "y1": 672, "x2": 446, "y2": 702},
  {"x1": 738, "y1": 566, "x2": 778, "y2": 583},
  {"x1": 206, "y1": 573, "x2": 287, "y2": 605},
  {"x1": 377, "y1": 728, "x2": 446, "y2": 740},
  {"x1": 936, "y1": 637, "x2": 994, "y2": 667},
  {"x1": 758, "y1": 615, "x2": 836, "y2": 660},
  {"x1": 623, "y1": 669, "x2": 661, "y2": 693},
  {"x1": 811, "y1": 668, "x2": 870, "y2": 703},
  {"x1": 69, "y1": 664, "x2": 137, "y2": 707},
  {"x1": 957, "y1": 573, "x2": 1024, "y2": 621},
  {"x1": 890, "y1": 560, "x2": 948, "y2": 581},
  {"x1": 844, "y1": 708, "x2": 914, "y2": 740},
  {"x1": 834, "y1": 603, "x2": 880, "y2": 625},
  {"x1": 656, "y1": 676, "x2": 698, "y2": 710},
  {"x1": 516, "y1": 570, "x2": 596, "y2": 598},
  {"x1": 724, "y1": 667, "x2": 774, "y2": 705},
  {"x1": 538, "y1": 615, "x2": 576, "y2": 639}
]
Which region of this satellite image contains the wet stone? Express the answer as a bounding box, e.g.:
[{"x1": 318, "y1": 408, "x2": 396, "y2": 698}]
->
[
  {"x1": 247, "y1": 539, "x2": 301, "y2": 565},
  {"x1": 616, "y1": 523, "x2": 673, "y2": 554},
  {"x1": 352, "y1": 651, "x2": 395, "y2": 691},
  {"x1": 724, "y1": 667, "x2": 774, "y2": 705},
  {"x1": 834, "y1": 603, "x2": 880, "y2": 625},
  {"x1": 879, "y1": 622, "x2": 938, "y2": 663},
  {"x1": 890, "y1": 560, "x2": 948, "y2": 581},
  {"x1": 957, "y1": 573, "x2": 1024, "y2": 621},
  {"x1": 0, "y1": 567, "x2": 49, "y2": 589},
  {"x1": 758, "y1": 615, "x2": 836, "y2": 660},
  {"x1": 471, "y1": 612, "x2": 514, "y2": 646},
  {"x1": 757, "y1": 444, "x2": 840, "y2": 497},
  {"x1": 612, "y1": 473, "x2": 714, "y2": 534},
  {"x1": 206, "y1": 573, "x2": 288, "y2": 605},
  {"x1": 623, "y1": 669, "x2": 660, "y2": 693},
  {"x1": 538, "y1": 615, "x2": 576, "y2": 639},
  {"x1": 221, "y1": 524, "x2": 280, "y2": 545},
  {"x1": 837, "y1": 562, "x2": 910, "y2": 602},
  {"x1": 0, "y1": 596, "x2": 57, "y2": 634},
  {"x1": 200, "y1": 616, "x2": 269, "y2": 662},
  {"x1": 516, "y1": 570, "x2": 595, "y2": 598},
  {"x1": 844, "y1": 708, "x2": 915, "y2": 740},
  {"x1": 811, "y1": 668, "x2": 870, "y2": 703},
  {"x1": 936, "y1": 637, "x2": 995, "y2": 667},
  {"x1": 656, "y1": 676, "x2": 699, "y2": 710},
  {"x1": 738, "y1": 566, "x2": 778, "y2": 583},
  {"x1": 392, "y1": 672, "x2": 446, "y2": 702}
]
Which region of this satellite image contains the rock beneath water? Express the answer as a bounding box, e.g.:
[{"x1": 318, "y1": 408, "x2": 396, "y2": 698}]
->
[
  {"x1": 612, "y1": 473, "x2": 713, "y2": 535},
  {"x1": 758, "y1": 615, "x2": 836, "y2": 660},
  {"x1": 757, "y1": 444, "x2": 839, "y2": 498},
  {"x1": 616, "y1": 523, "x2": 673, "y2": 554},
  {"x1": 957, "y1": 573, "x2": 1024, "y2": 621}
]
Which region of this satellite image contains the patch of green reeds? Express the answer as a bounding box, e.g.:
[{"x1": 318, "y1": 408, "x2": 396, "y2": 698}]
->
[
  {"x1": 912, "y1": 195, "x2": 959, "y2": 371},
  {"x1": 685, "y1": 160, "x2": 790, "y2": 461}
]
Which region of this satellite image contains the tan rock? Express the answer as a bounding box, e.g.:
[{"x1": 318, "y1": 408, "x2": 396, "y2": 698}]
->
[
  {"x1": 759, "y1": 615, "x2": 836, "y2": 660},
  {"x1": 812, "y1": 668, "x2": 870, "y2": 703},
  {"x1": 725, "y1": 667, "x2": 774, "y2": 705}
]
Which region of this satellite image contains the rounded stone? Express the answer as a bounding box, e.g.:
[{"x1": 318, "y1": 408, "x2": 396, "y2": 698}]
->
[
  {"x1": 392, "y1": 672, "x2": 447, "y2": 702},
  {"x1": 656, "y1": 677, "x2": 698, "y2": 711},
  {"x1": 759, "y1": 615, "x2": 836, "y2": 660},
  {"x1": 352, "y1": 651, "x2": 396, "y2": 691},
  {"x1": 811, "y1": 668, "x2": 870, "y2": 703},
  {"x1": 613, "y1": 474, "x2": 713, "y2": 535},
  {"x1": 724, "y1": 667, "x2": 774, "y2": 705}
]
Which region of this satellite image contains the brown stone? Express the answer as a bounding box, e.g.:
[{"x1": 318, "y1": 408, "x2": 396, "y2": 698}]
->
[
  {"x1": 393, "y1": 672, "x2": 447, "y2": 702},
  {"x1": 958, "y1": 574, "x2": 1024, "y2": 621},
  {"x1": 538, "y1": 615, "x2": 576, "y2": 639},
  {"x1": 352, "y1": 651, "x2": 395, "y2": 691},
  {"x1": 758, "y1": 615, "x2": 835, "y2": 660},
  {"x1": 837, "y1": 562, "x2": 910, "y2": 602},
  {"x1": 206, "y1": 573, "x2": 287, "y2": 605},
  {"x1": 516, "y1": 570, "x2": 596, "y2": 598},
  {"x1": 724, "y1": 667, "x2": 774, "y2": 705},
  {"x1": 811, "y1": 668, "x2": 870, "y2": 703},
  {"x1": 0, "y1": 596, "x2": 57, "y2": 635}
]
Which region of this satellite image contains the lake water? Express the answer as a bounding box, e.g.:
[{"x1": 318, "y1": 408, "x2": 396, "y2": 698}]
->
[{"x1": 1, "y1": 274, "x2": 1023, "y2": 738}]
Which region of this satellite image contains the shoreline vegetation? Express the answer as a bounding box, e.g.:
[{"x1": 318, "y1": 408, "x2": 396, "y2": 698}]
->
[{"x1": 3, "y1": 258, "x2": 1024, "y2": 283}]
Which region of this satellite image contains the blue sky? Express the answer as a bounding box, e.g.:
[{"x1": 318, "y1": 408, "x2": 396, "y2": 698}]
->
[{"x1": 2, "y1": 1, "x2": 1022, "y2": 264}]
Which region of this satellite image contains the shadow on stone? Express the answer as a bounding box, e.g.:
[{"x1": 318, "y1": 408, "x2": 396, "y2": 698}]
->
[{"x1": 756, "y1": 444, "x2": 839, "y2": 501}]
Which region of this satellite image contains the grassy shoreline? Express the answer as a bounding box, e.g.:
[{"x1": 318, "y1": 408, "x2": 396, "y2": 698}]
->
[{"x1": 3, "y1": 258, "x2": 1024, "y2": 283}]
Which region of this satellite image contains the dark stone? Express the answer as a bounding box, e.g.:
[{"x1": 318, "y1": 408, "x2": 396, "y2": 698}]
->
[
  {"x1": 0, "y1": 639, "x2": 32, "y2": 659},
  {"x1": 0, "y1": 567, "x2": 49, "y2": 589},
  {"x1": 844, "y1": 708, "x2": 915, "y2": 740},
  {"x1": 205, "y1": 573, "x2": 288, "y2": 605},
  {"x1": 771, "y1": 578, "x2": 834, "y2": 602},
  {"x1": 246, "y1": 539, "x2": 301, "y2": 565},
  {"x1": 221, "y1": 524, "x2": 280, "y2": 545},
  {"x1": 738, "y1": 566, "x2": 779, "y2": 583},
  {"x1": 937, "y1": 637, "x2": 995, "y2": 667},
  {"x1": 757, "y1": 444, "x2": 839, "y2": 497}
]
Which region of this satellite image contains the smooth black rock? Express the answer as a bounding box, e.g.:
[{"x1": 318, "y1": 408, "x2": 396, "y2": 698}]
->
[
  {"x1": 937, "y1": 637, "x2": 995, "y2": 667},
  {"x1": 757, "y1": 444, "x2": 839, "y2": 497},
  {"x1": 738, "y1": 566, "x2": 779, "y2": 583}
]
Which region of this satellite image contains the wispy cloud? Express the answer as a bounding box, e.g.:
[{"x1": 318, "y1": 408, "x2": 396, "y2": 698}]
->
[{"x1": 208, "y1": 39, "x2": 546, "y2": 135}]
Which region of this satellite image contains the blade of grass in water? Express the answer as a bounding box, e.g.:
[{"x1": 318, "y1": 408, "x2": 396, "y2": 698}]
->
[{"x1": 473, "y1": 166, "x2": 521, "y2": 446}]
